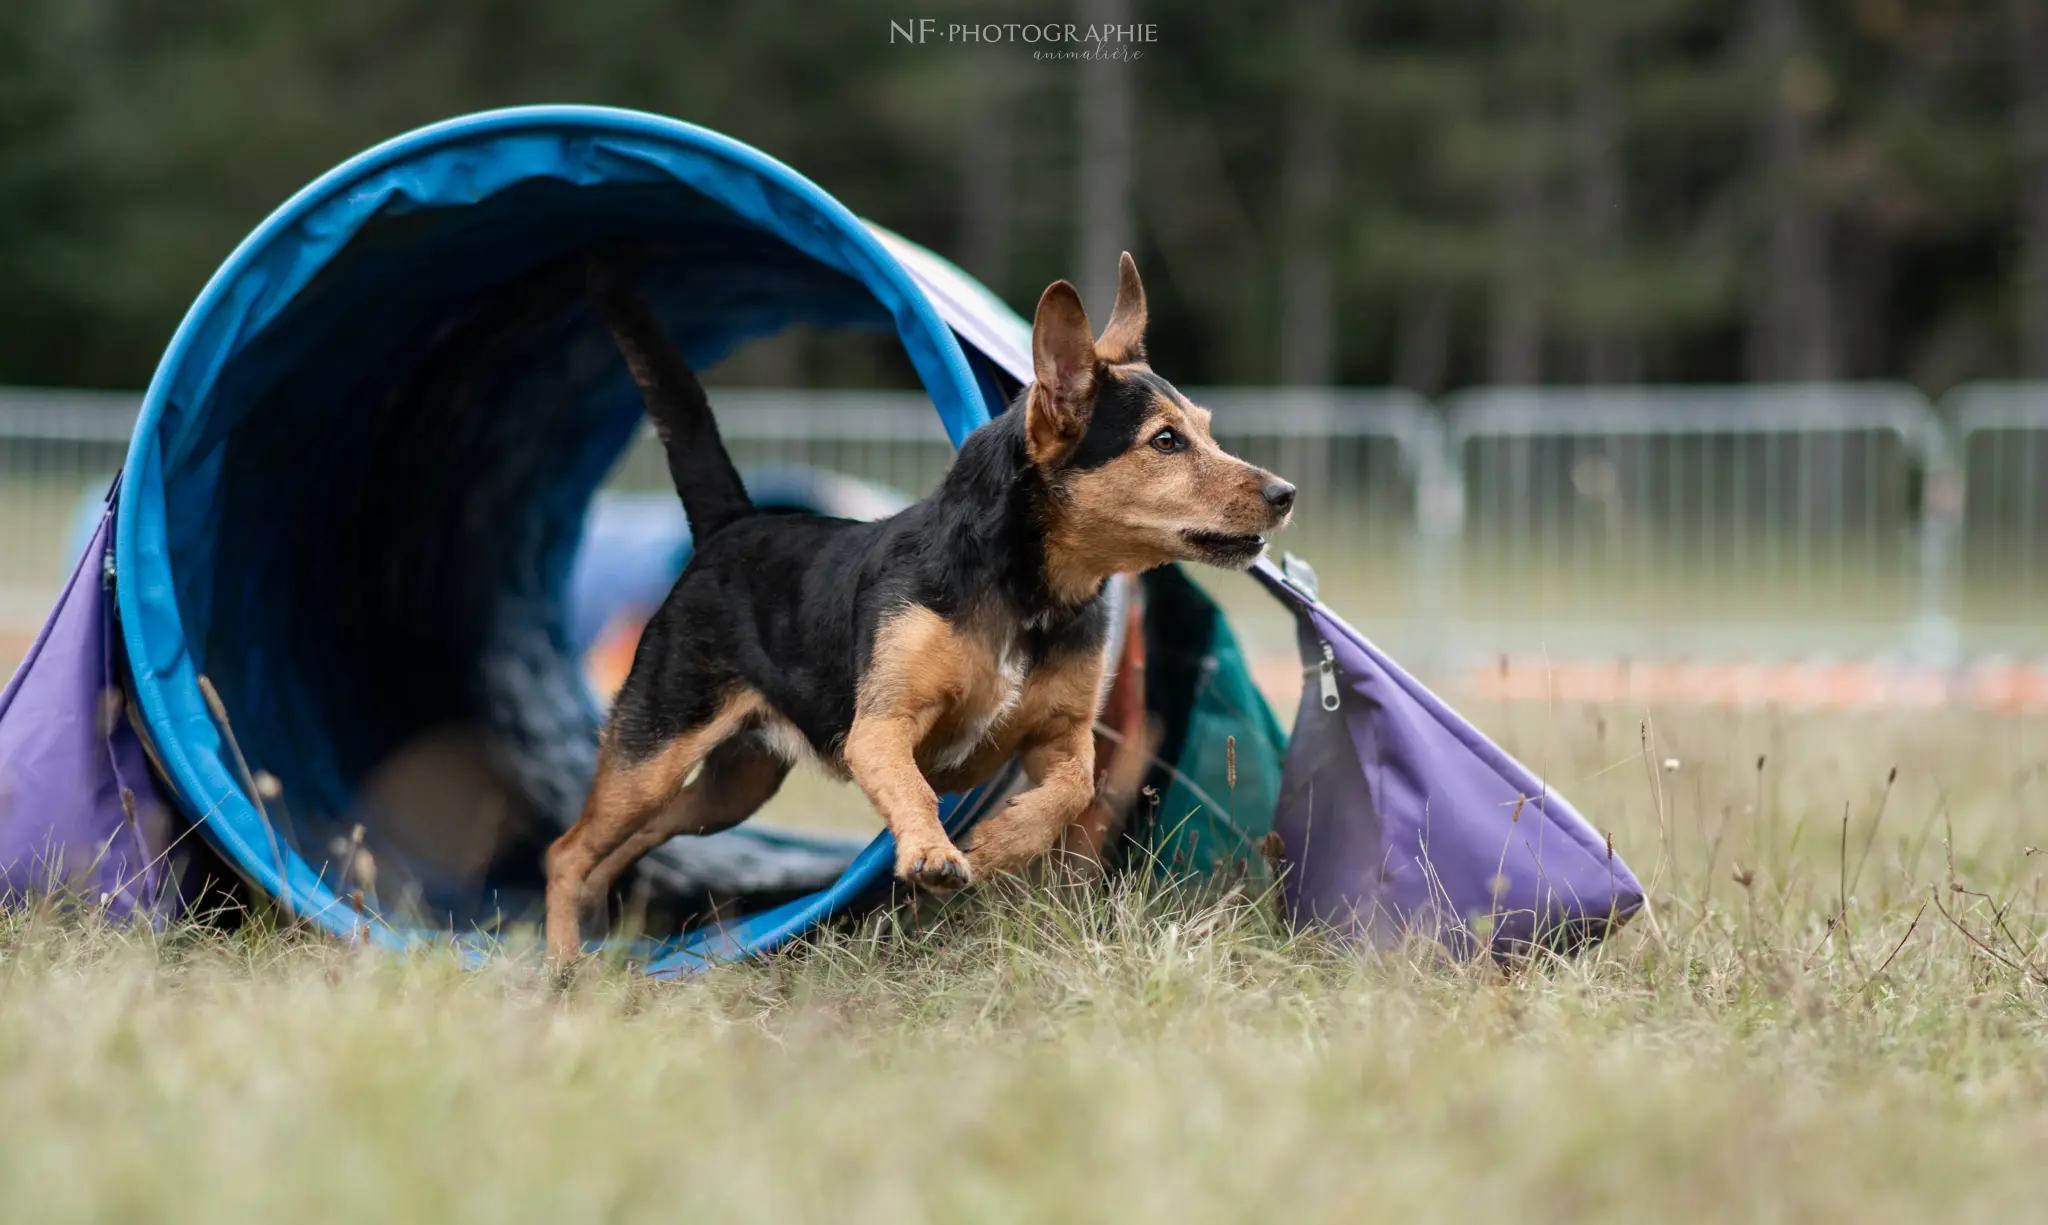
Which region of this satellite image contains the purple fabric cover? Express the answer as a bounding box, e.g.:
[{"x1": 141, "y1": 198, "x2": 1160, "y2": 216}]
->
[
  {"x1": 1254, "y1": 558, "x2": 1642, "y2": 954},
  {"x1": 0, "y1": 507, "x2": 172, "y2": 919}
]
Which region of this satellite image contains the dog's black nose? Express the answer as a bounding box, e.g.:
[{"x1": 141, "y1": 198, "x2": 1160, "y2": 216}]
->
[{"x1": 1261, "y1": 479, "x2": 1296, "y2": 511}]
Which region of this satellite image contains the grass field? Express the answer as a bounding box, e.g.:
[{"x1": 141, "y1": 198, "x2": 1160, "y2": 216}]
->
[{"x1": 5, "y1": 700, "x2": 2048, "y2": 1224}]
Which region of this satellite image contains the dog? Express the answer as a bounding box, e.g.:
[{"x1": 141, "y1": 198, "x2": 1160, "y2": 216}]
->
[{"x1": 546, "y1": 253, "x2": 1295, "y2": 964}]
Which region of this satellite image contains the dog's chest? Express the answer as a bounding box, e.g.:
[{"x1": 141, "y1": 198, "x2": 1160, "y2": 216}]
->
[{"x1": 921, "y1": 638, "x2": 1035, "y2": 773}]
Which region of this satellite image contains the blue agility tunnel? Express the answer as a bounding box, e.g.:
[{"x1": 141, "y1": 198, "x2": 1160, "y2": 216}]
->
[
  {"x1": 113, "y1": 105, "x2": 1029, "y2": 969},
  {"x1": 0, "y1": 107, "x2": 1641, "y2": 968}
]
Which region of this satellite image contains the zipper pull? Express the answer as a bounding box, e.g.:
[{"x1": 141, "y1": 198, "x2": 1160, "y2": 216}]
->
[{"x1": 1317, "y1": 640, "x2": 1341, "y2": 711}]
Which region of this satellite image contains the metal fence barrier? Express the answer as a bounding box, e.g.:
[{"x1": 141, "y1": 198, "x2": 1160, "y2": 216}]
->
[
  {"x1": 1944, "y1": 383, "x2": 2048, "y2": 655},
  {"x1": 0, "y1": 389, "x2": 135, "y2": 637},
  {"x1": 1443, "y1": 384, "x2": 1957, "y2": 663},
  {"x1": 3, "y1": 382, "x2": 2044, "y2": 669}
]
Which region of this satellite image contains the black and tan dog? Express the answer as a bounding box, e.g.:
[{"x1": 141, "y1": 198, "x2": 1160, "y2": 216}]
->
[{"x1": 546, "y1": 253, "x2": 1295, "y2": 964}]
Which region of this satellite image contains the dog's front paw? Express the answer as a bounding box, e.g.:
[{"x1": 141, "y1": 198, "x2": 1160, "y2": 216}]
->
[
  {"x1": 895, "y1": 833, "x2": 973, "y2": 891},
  {"x1": 962, "y1": 792, "x2": 1072, "y2": 879}
]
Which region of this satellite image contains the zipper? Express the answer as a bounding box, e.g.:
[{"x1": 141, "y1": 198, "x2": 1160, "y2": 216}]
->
[{"x1": 1316, "y1": 639, "x2": 1341, "y2": 711}]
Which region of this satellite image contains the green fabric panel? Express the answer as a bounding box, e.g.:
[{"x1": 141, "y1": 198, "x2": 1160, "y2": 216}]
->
[{"x1": 1133, "y1": 566, "x2": 1288, "y2": 878}]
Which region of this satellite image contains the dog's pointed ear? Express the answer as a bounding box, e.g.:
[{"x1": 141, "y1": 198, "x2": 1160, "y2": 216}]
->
[
  {"x1": 1028, "y1": 279, "x2": 1097, "y2": 465},
  {"x1": 1094, "y1": 251, "x2": 1147, "y2": 365}
]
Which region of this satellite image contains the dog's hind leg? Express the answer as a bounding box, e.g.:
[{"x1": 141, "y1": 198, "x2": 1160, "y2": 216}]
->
[
  {"x1": 545, "y1": 694, "x2": 761, "y2": 966},
  {"x1": 581, "y1": 736, "x2": 789, "y2": 909}
]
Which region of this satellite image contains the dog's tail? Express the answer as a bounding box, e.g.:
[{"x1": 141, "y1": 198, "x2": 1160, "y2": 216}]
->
[{"x1": 586, "y1": 258, "x2": 755, "y2": 540}]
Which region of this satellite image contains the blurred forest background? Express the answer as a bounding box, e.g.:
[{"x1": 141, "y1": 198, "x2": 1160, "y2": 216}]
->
[{"x1": 3, "y1": 0, "x2": 2047, "y2": 394}]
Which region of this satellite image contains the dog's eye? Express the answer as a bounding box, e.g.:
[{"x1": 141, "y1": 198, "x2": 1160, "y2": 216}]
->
[{"x1": 1149, "y1": 428, "x2": 1181, "y2": 454}]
